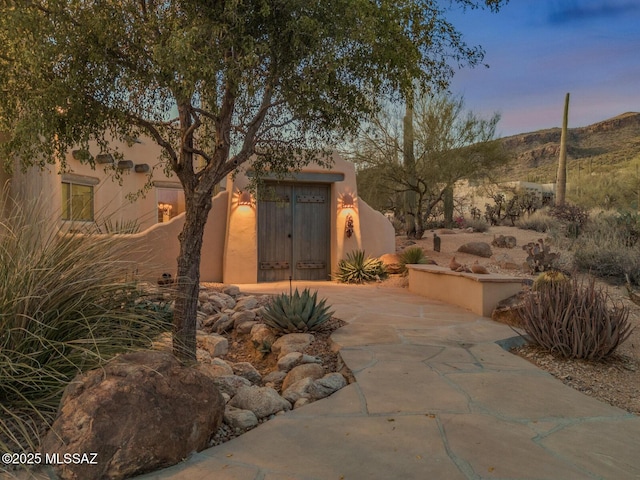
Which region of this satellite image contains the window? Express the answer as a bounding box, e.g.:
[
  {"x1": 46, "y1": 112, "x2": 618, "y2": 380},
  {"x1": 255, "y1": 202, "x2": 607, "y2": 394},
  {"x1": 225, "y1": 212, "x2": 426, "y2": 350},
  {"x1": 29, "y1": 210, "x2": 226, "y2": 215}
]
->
[
  {"x1": 157, "y1": 187, "x2": 185, "y2": 223},
  {"x1": 62, "y1": 182, "x2": 94, "y2": 221}
]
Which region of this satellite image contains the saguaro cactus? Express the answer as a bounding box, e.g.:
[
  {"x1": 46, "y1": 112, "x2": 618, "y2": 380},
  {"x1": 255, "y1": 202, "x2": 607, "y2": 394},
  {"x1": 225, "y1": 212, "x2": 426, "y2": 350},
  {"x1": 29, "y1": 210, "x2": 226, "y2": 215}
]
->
[{"x1": 556, "y1": 92, "x2": 570, "y2": 206}]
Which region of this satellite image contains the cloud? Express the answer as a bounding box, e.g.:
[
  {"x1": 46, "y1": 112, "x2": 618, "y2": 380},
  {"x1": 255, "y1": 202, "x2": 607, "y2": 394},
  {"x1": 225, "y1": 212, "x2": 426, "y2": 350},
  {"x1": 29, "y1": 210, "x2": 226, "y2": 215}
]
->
[{"x1": 547, "y1": 0, "x2": 640, "y2": 25}]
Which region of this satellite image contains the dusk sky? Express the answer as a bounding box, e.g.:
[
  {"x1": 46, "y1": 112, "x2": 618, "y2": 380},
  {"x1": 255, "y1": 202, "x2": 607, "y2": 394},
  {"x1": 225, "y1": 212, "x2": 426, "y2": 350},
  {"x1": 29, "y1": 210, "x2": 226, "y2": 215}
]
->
[{"x1": 446, "y1": 0, "x2": 640, "y2": 138}]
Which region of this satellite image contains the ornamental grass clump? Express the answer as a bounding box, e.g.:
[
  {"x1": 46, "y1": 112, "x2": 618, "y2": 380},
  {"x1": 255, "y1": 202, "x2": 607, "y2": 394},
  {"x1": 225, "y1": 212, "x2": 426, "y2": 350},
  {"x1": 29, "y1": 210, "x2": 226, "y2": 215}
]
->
[
  {"x1": 519, "y1": 277, "x2": 632, "y2": 361},
  {"x1": 262, "y1": 288, "x2": 334, "y2": 334},
  {"x1": 399, "y1": 246, "x2": 429, "y2": 274},
  {"x1": 335, "y1": 249, "x2": 387, "y2": 284},
  {"x1": 0, "y1": 192, "x2": 171, "y2": 454}
]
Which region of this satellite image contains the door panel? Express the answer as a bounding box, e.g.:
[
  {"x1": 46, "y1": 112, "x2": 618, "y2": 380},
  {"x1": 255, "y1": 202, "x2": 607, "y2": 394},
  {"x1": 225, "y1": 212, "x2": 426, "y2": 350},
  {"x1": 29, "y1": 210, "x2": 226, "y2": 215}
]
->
[
  {"x1": 258, "y1": 184, "x2": 292, "y2": 282},
  {"x1": 293, "y1": 184, "x2": 329, "y2": 281},
  {"x1": 258, "y1": 183, "x2": 330, "y2": 282}
]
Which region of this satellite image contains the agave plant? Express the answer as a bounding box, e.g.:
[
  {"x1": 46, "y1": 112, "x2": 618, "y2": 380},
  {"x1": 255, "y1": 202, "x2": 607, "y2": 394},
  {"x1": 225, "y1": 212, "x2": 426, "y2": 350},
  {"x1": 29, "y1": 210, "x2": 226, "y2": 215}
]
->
[
  {"x1": 335, "y1": 249, "x2": 387, "y2": 284},
  {"x1": 262, "y1": 288, "x2": 334, "y2": 334},
  {"x1": 399, "y1": 246, "x2": 429, "y2": 273}
]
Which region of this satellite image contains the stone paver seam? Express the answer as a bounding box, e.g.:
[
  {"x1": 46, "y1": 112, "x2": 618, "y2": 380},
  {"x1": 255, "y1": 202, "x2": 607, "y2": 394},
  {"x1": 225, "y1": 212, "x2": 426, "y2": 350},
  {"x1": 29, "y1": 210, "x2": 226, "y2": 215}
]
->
[
  {"x1": 527, "y1": 436, "x2": 608, "y2": 480},
  {"x1": 414, "y1": 356, "x2": 476, "y2": 408},
  {"x1": 527, "y1": 428, "x2": 606, "y2": 480},
  {"x1": 433, "y1": 416, "x2": 481, "y2": 480},
  {"x1": 338, "y1": 346, "x2": 379, "y2": 373},
  {"x1": 353, "y1": 381, "x2": 370, "y2": 415}
]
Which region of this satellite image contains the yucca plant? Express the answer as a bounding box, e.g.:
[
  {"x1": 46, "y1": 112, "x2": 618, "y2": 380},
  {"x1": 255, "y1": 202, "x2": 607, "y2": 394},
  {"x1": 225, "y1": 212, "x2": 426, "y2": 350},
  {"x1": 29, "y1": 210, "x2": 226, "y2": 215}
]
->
[
  {"x1": 262, "y1": 288, "x2": 334, "y2": 334},
  {"x1": 0, "y1": 190, "x2": 171, "y2": 454},
  {"x1": 335, "y1": 249, "x2": 387, "y2": 284},
  {"x1": 399, "y1": 246, "x2": 429, "y2": 274},
  {"x1": 519, "y1": 277, "x2": 632, "y2": 361}
]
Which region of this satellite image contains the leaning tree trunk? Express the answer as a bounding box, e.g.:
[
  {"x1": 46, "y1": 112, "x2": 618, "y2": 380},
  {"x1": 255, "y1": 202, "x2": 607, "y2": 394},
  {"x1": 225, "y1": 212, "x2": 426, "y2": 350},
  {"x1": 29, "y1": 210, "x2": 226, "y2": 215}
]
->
[
  {"x1": 403, "y1": 94, "x2": 417, "y2": 238},
  {"x1": 172, "y1": 190, "x2": 213, "y2": 362},
  {"x1": 556, "y1": 92, "x2": 570, "y2": 207}
]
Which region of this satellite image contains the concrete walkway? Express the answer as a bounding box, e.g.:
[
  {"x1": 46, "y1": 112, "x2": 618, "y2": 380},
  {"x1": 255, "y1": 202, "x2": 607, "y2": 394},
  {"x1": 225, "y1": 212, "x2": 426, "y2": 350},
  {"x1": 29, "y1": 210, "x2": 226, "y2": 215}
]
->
[{"x1": 138, "y1": 282, "x2": 640, "y2": 480}]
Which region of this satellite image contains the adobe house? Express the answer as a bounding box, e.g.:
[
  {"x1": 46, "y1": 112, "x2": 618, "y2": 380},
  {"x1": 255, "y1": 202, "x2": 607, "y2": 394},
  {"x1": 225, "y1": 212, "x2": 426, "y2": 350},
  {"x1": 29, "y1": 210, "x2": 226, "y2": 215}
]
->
[{"x1": 1, "y1": 138, "x2": 394, "y2": 283}]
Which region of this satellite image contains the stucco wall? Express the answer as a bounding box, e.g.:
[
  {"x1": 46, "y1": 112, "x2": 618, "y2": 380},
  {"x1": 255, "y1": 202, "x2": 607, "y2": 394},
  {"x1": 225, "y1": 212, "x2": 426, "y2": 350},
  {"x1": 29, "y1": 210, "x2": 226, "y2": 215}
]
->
[
  {"x1": 58, "y1": 137, "x2": 178, "y2": 231},
  {"x1": 90, "y1": 190, "x2": 228, "y2": 282},
  {"x1": 3, "y1": 141, "x2": 393, "y2": 285},
  {"x1": 222, "y1": 153, "x2": 395, "y2": 283},
  {"x1": 222, "y1": 173, "x2": 257, "y2": 284},
  {"x1": 358, "y1": 200, "x2": 395, "y2": 257}
]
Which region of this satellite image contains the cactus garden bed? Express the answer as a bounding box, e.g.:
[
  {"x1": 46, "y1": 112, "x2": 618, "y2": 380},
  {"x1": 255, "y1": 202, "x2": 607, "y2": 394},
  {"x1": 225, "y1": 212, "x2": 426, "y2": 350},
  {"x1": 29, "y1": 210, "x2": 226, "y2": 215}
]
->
[{"x1": 391, "y1": 225, "x2": 640, "y2": 416}]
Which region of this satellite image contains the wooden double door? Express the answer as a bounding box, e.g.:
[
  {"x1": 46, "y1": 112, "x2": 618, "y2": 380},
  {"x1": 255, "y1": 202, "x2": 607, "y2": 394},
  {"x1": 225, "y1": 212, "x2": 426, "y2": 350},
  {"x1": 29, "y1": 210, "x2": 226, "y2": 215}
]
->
[{"x1": 258, "y1": 182, "x2": 330, "y2": 282}]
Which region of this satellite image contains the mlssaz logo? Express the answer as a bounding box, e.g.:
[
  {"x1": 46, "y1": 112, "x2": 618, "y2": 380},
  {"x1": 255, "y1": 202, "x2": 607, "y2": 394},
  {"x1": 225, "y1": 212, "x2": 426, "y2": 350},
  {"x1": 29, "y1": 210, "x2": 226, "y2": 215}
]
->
[{"x1": 45, "y1": 453, "x2": 99, "y2": 465}]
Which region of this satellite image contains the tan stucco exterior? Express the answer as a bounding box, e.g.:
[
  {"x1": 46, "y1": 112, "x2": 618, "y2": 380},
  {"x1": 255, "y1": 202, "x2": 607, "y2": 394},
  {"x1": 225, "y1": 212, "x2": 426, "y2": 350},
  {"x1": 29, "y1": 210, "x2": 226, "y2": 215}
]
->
[
  {"x1": 408, "y1": 264, "x2": 523, "y2": 317},
  {"x1": 2, "y1": 139, "x2": 394, "y2": 284},
  {"x1": 222, "y1": 154, "x2": 395, "y2": 284}
]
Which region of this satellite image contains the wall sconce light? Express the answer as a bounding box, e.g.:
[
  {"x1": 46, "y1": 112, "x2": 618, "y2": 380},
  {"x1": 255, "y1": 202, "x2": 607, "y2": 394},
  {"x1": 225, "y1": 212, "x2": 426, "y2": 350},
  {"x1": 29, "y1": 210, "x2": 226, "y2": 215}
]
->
[
  {"x1": 238, "y1": 191, "x2": 253, "y2": 206},
  {"x1": 345, "y1": 214, "x2": 354, "y2": 238},
  {"x1": 342, "y1": 193, "x2": 355, "y2": 209}
]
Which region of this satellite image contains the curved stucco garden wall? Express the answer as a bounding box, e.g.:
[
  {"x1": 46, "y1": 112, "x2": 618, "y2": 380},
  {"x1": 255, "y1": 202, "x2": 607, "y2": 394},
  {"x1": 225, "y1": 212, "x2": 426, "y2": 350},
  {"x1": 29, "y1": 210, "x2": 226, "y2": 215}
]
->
[{"x1": 99, "y1": 190, "x2": 228, "y2": 283}]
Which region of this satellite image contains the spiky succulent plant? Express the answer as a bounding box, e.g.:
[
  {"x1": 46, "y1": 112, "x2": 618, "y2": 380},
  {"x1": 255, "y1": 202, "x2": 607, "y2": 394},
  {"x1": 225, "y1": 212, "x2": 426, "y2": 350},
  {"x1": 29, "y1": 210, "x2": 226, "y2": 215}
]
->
[
  {"x1": 399, "y1": 246, "x2": 429, "y2": 273},
  {"x1": 262, "y1": 288, "x2": 334, "y2": 334},
  {"x1": 335, "y1": 249, "x2": 387, "y2": 284},
  {"x1": 532, "y1": 270, "x2": 568, "y2": 291}
]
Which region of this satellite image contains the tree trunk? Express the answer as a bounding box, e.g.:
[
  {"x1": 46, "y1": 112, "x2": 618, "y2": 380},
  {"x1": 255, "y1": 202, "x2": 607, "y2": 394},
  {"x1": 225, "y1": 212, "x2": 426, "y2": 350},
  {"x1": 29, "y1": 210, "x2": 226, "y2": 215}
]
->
[
  {"x1": 556, "y1": 93, "x2": 570, "y2": 207},
  {"x1": 172, "y1": 190, "x2": 213, "y2": 362},
  {"x1": 443, "y1": 186, "x2": 454, "y2": 228},
  {"x1": 403, "y1": 94, "x2": 416, "y2": 238}
]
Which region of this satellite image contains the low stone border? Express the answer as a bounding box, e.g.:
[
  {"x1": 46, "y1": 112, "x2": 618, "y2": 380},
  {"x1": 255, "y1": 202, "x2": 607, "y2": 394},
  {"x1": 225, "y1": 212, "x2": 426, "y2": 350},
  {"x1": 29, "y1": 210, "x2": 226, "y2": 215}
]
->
[{"x1": 407, "y1": 264, "x2": 525, "y2": 317}]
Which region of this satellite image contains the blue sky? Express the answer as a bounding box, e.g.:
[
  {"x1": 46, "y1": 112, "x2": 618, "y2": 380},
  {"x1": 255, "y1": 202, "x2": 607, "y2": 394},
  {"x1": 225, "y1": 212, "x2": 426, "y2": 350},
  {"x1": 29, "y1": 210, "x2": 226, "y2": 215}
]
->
[{"x1": 446, "y1": 0, "x2": 640, "y2": 137}]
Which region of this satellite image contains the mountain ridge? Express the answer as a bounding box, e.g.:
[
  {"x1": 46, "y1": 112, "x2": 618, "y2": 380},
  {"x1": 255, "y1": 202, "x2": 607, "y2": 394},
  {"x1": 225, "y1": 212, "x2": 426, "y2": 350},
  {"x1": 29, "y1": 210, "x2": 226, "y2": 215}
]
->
[{"x1": 500, "y1": 111, "x2": 640, "y2": 183}]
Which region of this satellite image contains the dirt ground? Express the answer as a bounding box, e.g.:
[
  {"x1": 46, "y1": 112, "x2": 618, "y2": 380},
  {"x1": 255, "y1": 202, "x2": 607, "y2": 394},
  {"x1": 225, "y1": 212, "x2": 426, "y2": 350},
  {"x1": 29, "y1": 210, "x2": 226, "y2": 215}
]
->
[{"x1": 387, "y1": 225, "x2": 640, "y2": 415}]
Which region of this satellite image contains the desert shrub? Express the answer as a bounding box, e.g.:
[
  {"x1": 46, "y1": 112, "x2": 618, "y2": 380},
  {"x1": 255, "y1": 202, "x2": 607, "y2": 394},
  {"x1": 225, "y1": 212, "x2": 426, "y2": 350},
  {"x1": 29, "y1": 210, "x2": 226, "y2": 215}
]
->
[
  {"x1": 516, "y1": 210, "x2": 562, "y2": 233},
  {"x1": 262, "y1": 288, "x2": 334, "y2": 334},
  {"x1": 614, "y1": 210, "x2": 640, "y2": 247},
  {"x1": 464, "y1": 217, "x2": 489, "y2": 233},
  {"x1": 548, "y1": 203, "x2": 589, "y2": 237},
  {"x1": 335, "y1": 249, "x2": 387, "y2": 284},
  {"x1": 399, "y1": 246, "x2": 429, "y2": 273},
  {"x1": 0, "y1": 193, "x2": 171, "y2": 453},
  {"x1": 573, "y1": 216, "x2": 640, "y2": 284},
  {"x1": 519, "y1": 277, "x2": 632, "y2": 360}
]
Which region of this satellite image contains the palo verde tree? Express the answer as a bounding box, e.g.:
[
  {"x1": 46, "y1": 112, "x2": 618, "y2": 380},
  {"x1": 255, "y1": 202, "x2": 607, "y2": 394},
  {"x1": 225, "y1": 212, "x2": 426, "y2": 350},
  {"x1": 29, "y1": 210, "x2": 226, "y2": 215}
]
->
[
  {"x1": 350, "y1": 94, "x2": 510, "y2": 238},
  {"x1": 0, "y1": 0, "x2": 507, "y2": 361}
]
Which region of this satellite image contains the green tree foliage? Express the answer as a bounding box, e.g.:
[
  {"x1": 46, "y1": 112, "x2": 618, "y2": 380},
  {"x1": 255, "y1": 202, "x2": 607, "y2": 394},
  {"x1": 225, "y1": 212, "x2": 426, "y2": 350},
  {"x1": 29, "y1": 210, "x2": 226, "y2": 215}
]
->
[
  {"x1": 351, "y1": 94, "x2": 510, "y2": 238},
  {"x1": 0, "y1": 0, "x2": 506, "y2": 360}
]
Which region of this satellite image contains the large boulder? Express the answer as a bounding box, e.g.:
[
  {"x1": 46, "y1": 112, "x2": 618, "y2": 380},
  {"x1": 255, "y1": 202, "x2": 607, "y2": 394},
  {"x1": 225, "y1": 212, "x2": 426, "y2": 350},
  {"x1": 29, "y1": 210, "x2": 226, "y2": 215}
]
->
[
  {"x1": 41, "y1": 351, "x2": 225, "y2": 480},
  {"x1": 457, "y1": 242, "x2": 493, "y2": 258},
  {"x1": 491, "y1": 291, "x2": 529, "y2": 327},
  {"x1": 379, "y1": 253, "x2": 403, "y2": 274}
]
